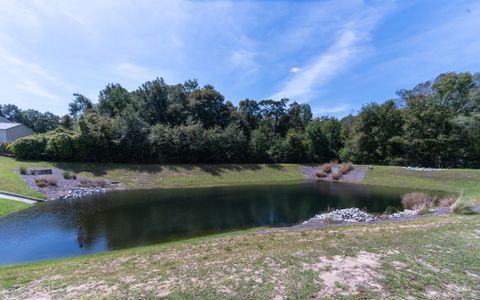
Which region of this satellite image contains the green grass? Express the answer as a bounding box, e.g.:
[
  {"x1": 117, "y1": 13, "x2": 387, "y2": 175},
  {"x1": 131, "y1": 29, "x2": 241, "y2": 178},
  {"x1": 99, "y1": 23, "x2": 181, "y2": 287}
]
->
[
  {"x1": 1, "y1": 215, "x2": 478, "y2": 298},
  {"x1": 361, "y1": 165, "x2": 480, "y2": 205},
  {"x1": 0, "y1": 198, "x2": 31, "y2": 217}
]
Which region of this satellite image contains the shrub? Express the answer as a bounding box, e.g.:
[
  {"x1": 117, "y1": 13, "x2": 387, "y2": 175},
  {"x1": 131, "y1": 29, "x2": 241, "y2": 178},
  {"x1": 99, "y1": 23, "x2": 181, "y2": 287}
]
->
[
  {"x1": 35, "y1": 176, "x2": 57, "y2": 188},
  {"x1": 19, "y1": 166, "x2": 28, "y2": 175},
  {"x1": 332, "y1": 172, "x2": 342, "y2": 180},
  {"x1": 79, "y1": 178, "x2": 107, "y2": 188},
  {"x1": 316, "y1": 171, "x2": 327, "y2": 178},
  {"x1": 439, "y1": 195, "x2": 456, "y2": 207},
  {"x1": 0, "y1": 142, "x2": 11, "y2": 154},
  {"x1": 384, "y1": 206, "x2": 399, "y2": 214},
  {"x1": 9, "y1": 135, "x2": 47, "y2": 159},
  {"x1": 30, "y1": 169, "x2": 36, "y2": 175},
  {"x1": 63, "y1": 171, "x2": 77, "y2": 180},
  {"x1": 322, "y1": 164, "x2": 332, "y2": 173},
  {"x1": 339, "y1": 163, "x2": 353, "y2": 174},
  {"x1": 401, "y1": 192, "x2": 437, "y2": 210}
]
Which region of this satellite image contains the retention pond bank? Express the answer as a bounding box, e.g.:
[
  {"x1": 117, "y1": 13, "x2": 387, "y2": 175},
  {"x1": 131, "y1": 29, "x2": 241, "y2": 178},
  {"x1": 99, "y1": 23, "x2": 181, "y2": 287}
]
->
[{"x1": 0, "y1": 181, "x2": 445, "y2": 264}]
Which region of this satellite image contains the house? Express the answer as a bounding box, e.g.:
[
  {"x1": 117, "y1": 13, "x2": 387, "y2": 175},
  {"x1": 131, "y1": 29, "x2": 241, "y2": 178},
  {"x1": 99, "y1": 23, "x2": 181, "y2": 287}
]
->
[{"x1": 0, "y1": 117, "x2": 35, "y2": 142}]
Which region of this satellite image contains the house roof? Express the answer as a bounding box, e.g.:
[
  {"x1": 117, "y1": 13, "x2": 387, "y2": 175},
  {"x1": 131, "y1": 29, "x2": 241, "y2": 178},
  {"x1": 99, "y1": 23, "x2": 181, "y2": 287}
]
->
[
  {"x1": 0, "y1": 116, "x2": 12, "y2": 123},
  {"x1": 0, "y1": 122, "x2": 22, "y2": 130}
]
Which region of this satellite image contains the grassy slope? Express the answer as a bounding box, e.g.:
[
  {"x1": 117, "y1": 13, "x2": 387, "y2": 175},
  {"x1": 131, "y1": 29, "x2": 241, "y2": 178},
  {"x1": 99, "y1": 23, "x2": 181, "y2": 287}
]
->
[
  {"x1": 1, "y1": 159, "x2": 480, "y2": 297},
  {"x1": 0, "y1": 156, "x2": 303, "y2": 193},
  {"x1": 0, "y1": 198, "x2": 31, "y2": 217},
  {"x1": 0, "y1": 215, "x2": 478, "y2": 299},
  {"x1": 361, "y1": 165, "x2": 480, "y2": 205}
]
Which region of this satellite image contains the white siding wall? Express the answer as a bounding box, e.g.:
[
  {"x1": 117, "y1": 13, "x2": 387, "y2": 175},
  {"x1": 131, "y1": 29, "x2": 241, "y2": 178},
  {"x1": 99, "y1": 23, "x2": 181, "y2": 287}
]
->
[{"x1": 5, "y1": 125, "x2": 35, "y2": 142}]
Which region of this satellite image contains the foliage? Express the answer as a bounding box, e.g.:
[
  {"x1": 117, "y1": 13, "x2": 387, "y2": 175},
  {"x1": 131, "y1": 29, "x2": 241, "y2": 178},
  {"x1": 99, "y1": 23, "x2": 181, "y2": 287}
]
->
[
  {"x1": 63, "y1": 171, "x2": 77, "y2": 180},
  {"x1": 35, "y1": 176, "x2": 57, "y2": 188},
  {"x1": 5, "y1": 71, "x2": 480, "y2": 166}
]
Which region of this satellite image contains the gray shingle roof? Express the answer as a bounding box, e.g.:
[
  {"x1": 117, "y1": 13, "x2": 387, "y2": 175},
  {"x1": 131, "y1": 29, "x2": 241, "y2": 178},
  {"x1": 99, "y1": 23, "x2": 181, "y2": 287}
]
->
[{"x1": 0, "y1": 123, "x2": 21, "y2": 130}]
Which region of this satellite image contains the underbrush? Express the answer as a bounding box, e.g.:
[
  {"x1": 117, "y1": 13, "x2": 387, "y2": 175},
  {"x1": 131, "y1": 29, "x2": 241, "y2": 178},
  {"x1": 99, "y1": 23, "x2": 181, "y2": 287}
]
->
[
  {"x1": 79, "y1": 178, "x2": 107, "y2": 188},
  {"x1": 35, "y1": 176, "x2": 57, "y2": 188}
]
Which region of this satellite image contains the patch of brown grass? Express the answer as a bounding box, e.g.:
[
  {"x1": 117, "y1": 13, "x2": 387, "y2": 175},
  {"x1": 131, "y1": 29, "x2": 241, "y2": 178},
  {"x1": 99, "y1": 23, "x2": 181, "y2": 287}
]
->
[
  {"x1": 322, "y1": 164, "x2": 332, "y2": 173},
  {"x1": 439, "y1": 195, "x2": 456, "y2": 207},
  {"x1": 401, "y1": 192, "x2": 437, "y2": 210},
  {"x1": 35, "y1": 176, "x2": 57, "y2": 188},
  {"x1": 316, "y1": 171, "x2": 327, "y2": 178},
  {"x1": 332, "y1": 172, "x2": 342, "y2": 180},
  {"x1": 339, "y1": 163, "x2": 353, "y2": 174},
  {"x1": 79, "y1": 178, "x2": 107, "y2": 188}
]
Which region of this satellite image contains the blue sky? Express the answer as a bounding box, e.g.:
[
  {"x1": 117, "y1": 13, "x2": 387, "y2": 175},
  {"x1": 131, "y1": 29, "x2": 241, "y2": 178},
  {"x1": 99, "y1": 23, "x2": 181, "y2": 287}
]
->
[{"x1": 1, "y1": 0, "x2": 479, "y2": 117}]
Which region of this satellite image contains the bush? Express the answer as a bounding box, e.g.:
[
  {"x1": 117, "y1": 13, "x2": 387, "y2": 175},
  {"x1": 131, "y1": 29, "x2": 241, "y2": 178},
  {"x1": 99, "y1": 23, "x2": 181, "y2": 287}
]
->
[
  {"x1": 316, "y1": 171, "x2": 327, "y2": 178},
  {"x1": 322, "y1": 164, "x2": 332, "y2": 173},
  {"x1": 332, "y1": 172, "x2": 342, "y2": 180},
  {"x1": 0, "y1": 142, "x2": 11, "y2": 154},
  {"x1": 63, "y1": 171, "x2": 77, "y2": 180},
  {"x1": 19, "y1": 166, "x2": 28, "y2": 175},
  {"x1": 35, "y1": 176, "x2": 57, "y2": 188},
  {"x1": 8, "y1": 135, "x2": 47, "y2": 159},
  {"x1": 339, "y1": 162, "x2": 353, "y2": 174},
  {"x1": 384, "y1": 206, "x2": 399, "y2": 214},
  {"x1": 79, "y1": 178, "x2": 107, "y2": 188},
  {"x1": 439, "y1": 195, "x2": 456, "y2": 207},
  {"x1": 401, "y1": 192, "x2": 437, "y2": 210}
]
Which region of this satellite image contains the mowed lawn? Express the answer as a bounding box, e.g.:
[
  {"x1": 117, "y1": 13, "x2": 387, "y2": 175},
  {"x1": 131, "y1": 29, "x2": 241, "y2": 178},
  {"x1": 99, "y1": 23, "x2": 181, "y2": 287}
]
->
[{"x1": 0, "y1": 198, "x2": 31, "y2": 217}]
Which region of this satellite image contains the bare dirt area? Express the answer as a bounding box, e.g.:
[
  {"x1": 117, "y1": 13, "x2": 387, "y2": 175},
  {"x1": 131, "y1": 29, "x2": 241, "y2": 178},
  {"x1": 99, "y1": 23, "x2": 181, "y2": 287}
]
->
[{"x1": 300, "y1": 165, "x2": 367, "y2": 182}]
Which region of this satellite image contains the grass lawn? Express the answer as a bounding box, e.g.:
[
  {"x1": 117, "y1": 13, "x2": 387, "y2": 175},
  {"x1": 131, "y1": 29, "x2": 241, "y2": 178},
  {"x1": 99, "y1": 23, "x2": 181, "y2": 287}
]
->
[
  {"x1": 0, "y1": 214, "x2": 478, "y2": 299},
  {"x1": 361, "y1": 165, "x2": 480, "y2": 206},
  {"x1": 1, "y1": 158, "x2": 480, "y2": 298},
  {"x1": 0, "y1": 198, "x2": 31, "y2": 217}
]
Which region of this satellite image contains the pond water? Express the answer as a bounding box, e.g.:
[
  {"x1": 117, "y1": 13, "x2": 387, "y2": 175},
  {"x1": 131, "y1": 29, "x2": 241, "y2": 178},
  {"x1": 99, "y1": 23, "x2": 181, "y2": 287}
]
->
[{"x1": 0, "y1": 181, "x2": 430, "y2": 264}]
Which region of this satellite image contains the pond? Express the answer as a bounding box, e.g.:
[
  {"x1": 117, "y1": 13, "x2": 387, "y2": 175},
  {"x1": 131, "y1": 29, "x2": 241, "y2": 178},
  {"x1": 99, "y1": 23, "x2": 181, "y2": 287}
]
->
[{"x1": 0, "y1": 181, "x2": 430, "y2": 264}]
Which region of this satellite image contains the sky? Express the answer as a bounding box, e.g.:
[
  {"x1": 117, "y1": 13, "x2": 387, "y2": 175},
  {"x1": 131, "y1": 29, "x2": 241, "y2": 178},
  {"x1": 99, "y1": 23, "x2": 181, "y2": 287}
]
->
[{"x1": 1, "y1": 0, "x2": 479, "y2": 118}]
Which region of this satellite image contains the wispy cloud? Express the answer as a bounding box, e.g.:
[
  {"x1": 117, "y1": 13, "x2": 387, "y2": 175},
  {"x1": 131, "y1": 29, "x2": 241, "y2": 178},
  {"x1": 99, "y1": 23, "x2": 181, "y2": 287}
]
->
[
  {"x1": 313, "y1": 104, "x2": 352, "y2": 116},
  {"x1": 271, "y1": 29, "x2": 361, "y2": 101},
  {"x1": 270, "y1": 3, "x2": 393, "y2": 102}
]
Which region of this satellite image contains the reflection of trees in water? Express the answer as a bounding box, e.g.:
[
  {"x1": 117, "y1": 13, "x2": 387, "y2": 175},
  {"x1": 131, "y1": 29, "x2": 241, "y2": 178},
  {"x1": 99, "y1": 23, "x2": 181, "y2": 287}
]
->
[{"x1": 71, "y1": 183, "x2": 410, "y2": 250}]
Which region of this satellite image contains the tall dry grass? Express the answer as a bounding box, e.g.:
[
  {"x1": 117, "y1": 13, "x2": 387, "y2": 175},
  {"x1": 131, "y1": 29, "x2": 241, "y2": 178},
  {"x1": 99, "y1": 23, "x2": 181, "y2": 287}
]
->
[{"x1": 35, "y1": 176, "x2": 58, "y2": 188}]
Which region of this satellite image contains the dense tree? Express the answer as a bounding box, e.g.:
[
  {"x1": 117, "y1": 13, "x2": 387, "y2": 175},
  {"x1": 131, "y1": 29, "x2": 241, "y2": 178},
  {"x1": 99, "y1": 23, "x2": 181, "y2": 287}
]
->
[{"x1": 8, "y1": 71, "x2": 480, "y2": 167}]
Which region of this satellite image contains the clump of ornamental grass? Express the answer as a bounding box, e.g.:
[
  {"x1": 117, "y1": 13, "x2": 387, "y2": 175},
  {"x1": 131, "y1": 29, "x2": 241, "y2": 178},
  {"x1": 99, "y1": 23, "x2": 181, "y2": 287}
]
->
[
  {"x1": 316, "y1": 171, "x2": 327, "y2": 178},
  {"x1": 401, "y1": 192, "x2": 437, "y2": 210},
  {"x1": 19, "y1": 166, "x2": 28, "y2": 175},
  {"x1": 439, "y1": 195, "x2": 456, "y2": 207},
  {"x1": 332, "y1": 172, "x2": 342, "y2": 180},
  {"x1": 63, "y1": 171, "x2": 77, "y2": 180},
  {"x1": 79, "y1": 178, "x2": 107, "y2": 188},
  {"x1": 322, "y1": 164, "x2": 332, "y2": 173},
  {"x1": 339, "y1": 162, "x2": 353, "y2": 174},
  {"x1": 35, "y1": 176, "x2": 57, "y2": 188}
]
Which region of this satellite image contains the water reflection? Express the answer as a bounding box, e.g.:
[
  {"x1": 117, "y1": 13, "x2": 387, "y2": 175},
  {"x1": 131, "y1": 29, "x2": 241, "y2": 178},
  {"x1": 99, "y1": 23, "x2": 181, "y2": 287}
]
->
[{"x1": 0, "y1": 181, "x2": 431, "y2": 264}]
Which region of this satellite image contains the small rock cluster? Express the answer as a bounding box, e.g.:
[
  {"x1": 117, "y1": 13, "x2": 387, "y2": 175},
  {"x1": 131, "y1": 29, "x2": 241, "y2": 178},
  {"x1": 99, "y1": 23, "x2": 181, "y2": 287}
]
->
[
  {"x1": 58, "y1": 188, "x2": 107, "y2": 199},
  {"x1": 387, "y1": 209, "x2": 417, "y2": 218},
  {"x1": 304, "y1": 208, "x2": 377, "y2": 224},
  {"x1": 403, "y1": 166, "x2": 448, "y2": 172},
  {"x1": 303, "y1": 207, "x2": 420, "y2": 225}
]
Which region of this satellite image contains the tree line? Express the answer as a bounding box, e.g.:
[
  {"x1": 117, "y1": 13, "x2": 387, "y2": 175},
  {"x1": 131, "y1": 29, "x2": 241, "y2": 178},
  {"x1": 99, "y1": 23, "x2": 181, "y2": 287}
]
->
[{"x1": 3, "y1": 72, "x2": 480, "y2": 167}]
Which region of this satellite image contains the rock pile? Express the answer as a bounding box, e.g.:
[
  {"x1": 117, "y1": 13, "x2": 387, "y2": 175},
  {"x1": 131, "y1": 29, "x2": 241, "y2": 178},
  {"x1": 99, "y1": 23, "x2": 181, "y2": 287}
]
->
[
  {"x1": 302, "y1": 207, "x2": 421, "y2": 225},
  {"x1": 59, "y1": 188, "x2": 107, "y2": 199},
  {"x1": 402, "y1": 166, "x2": 447, "y2": 172},
  {"x1": 304, "y1": 208, "x2": 377, "y2": 224}
]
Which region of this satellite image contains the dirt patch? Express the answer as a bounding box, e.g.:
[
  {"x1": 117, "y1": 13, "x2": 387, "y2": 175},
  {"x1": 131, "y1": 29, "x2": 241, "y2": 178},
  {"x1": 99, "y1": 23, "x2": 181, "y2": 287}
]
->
[
  {"x1": 302, "y1": 251, "x2": 383, "y2": 297},
  {"x1": 300, "y1": 165, "x2": 367, "y2": 182}
]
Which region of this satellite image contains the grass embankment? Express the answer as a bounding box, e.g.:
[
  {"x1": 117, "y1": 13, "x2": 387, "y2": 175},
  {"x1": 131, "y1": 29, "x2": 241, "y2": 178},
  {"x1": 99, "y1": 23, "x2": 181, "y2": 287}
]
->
[
  {"x1": 1, "y1": 215, "x2": 479, "y2": 298},
  {"x1": 0, "y1": 156, "x2": 303, "y2": 194},
  {"x1": 362, "y1": 166, "x2": 480, "y2": 206},
  {"x1": 0, "y1": 198, "x2": 31, "y2": 217}
]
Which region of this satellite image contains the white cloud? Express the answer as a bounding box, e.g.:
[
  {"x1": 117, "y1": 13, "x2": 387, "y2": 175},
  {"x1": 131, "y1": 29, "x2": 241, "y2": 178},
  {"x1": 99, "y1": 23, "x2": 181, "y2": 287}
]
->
[
  {"x1": 270, "y1": 3, "x2": 393, "y2": 102},
  {"x1": 271, "y1": 30, "x2": 361, "y2": 101},
  {"x1": 313, "y1": 104, "x2": 352, "y2": 115},
  {"x1": 290, "y1": 67, "x2": 301, "y2": 73}
]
